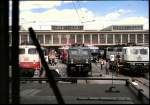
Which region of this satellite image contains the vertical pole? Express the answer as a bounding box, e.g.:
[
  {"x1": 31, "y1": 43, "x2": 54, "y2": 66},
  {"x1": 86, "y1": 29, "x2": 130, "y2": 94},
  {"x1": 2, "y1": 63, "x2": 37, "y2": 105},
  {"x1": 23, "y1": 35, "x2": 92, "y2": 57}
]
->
[
  {"x1": 143, "y1": 34, "x2": 144, "y2": 45},
  {"x1": 43, "y1": 34, "x2": 45, "y2": 45},
  {"x1": 51, "y1": 34, "x2": 53, "y2": 45},
  {"x1": 135, "y1": 34, "x2": 137, "y2": 45},
  {"x1": 120, "y1": 34, "x2": 122, "y2": 45},
  {"x1": 82, "y1": 33, "x2": 84, "y2": 44},
  {"x1": 98, "y1": 33, "x2": 100, "y2": 44},
  {"x1": 113, "y1": 34, "x2": 115, "y2": 45},
  {"x1": 0, "y1": 0, "x2": 9, "y2": 104},
  {"x1": 11, "y1": 0, "x2": 20, "y2": 104},
  {"x1": 59, "y1": 34, "x2": 61, "y2": 45},
  {"x1": 90, "y1": 34, "x2": 92, "y2": 45},
  {"x1": 75, "y1": 34, "x2": 77, "y2": 43},
  {"x1": 105, "y1": 34, "x2": 107, "y2": 45}
]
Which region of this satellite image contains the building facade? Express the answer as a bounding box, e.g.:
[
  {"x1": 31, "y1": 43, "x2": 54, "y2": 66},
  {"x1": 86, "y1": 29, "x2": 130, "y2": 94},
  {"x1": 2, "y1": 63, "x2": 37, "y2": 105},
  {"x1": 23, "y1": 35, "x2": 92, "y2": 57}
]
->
[{"x1": 9, "y1": 25, "x2": 149, "y2": 49}]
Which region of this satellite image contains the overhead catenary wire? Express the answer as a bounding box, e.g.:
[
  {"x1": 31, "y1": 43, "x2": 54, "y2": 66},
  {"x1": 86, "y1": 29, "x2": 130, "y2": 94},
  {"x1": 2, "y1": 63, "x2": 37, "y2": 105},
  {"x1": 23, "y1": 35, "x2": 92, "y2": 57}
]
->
[
  {"x1": 72, "y1": 1, "x2": 83, "y2": 25},
  {"x1": 77, "y1": 1, "x2": 96, "y2": 23},
  {"x1": 76, "y1": 0, "x2": 85, "y2": 19}
]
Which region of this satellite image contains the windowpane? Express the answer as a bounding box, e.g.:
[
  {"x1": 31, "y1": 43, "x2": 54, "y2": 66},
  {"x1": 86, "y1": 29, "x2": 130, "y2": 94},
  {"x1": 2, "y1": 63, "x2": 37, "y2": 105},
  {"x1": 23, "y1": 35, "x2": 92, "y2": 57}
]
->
[
  {"x1": 28, "y1": 48, "x2": 37, "y2": 54},
  {"x1": 122, "y1": 34, "x2": 128, "y2": 44},
  {"x1": 130, "y1": 49, "x2": 138, "y2": 54},
  {"x1": 77, "y1": 34, "x2": 83, "y2": 44},
  {"x1": 36, "y1": 34, "x2": 43, "y2": 44},
  {"x1": 99, "y1": 34, "x2": 106, "y2": 44},
  {"x1": 137, "y1": 34, "x2": 143, "y2": 43},
  {"x1": 107, "y1": 34, "x2": 113, "y2": 44},
  {"x1": 19, "y1": 48, "x2": 25, "y2": 54},
  {"x1": 144, "y1": 34, "x2": 149, "y2": 43},
  {"x1": 53, "y1": 34, "x2": 59, "y2": 44},
  {"x1": 61, "y1": 34, "x2": 67, "y2": 44},
  {"x1": 45, "y1": 34, "x2": 52, "y2": 44},
  {"x1": 92, "y1": 34, "x2": 98, "y2": 44},
  {"x1": 140, "y1": 49, "x2": 147, "y2": 55},
  {"x1": 69, "y1": 34, "x2": 75, "y2": 44},
  {"x1": 115, "y1": 34, "x2": 121, "y2": 44},
  {"x1": 21, "y1": 34, "x2": 28, "y2": 44},
  {"x1": 84, "y1": 34, "x2": 90, "y2": 44}
]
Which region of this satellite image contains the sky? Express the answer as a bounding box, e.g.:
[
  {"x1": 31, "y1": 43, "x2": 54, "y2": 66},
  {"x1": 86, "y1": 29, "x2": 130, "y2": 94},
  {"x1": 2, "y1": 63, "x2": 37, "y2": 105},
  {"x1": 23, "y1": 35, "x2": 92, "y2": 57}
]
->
[{"x1": 10, "y1": 0, "x2": 149, "y2": 30}]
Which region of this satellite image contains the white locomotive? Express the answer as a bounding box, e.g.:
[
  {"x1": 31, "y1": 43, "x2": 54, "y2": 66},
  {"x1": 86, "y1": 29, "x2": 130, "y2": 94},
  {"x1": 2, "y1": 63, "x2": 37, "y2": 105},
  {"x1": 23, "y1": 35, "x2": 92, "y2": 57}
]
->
[{"x1": 120, "y1": 46, "x2": 149, "y2": 75}]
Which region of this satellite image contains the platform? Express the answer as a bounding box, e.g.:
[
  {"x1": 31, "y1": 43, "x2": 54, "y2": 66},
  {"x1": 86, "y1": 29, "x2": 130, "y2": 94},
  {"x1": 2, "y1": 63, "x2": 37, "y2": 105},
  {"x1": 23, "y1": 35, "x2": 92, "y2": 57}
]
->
[{"x1": 20, "y1": 82, "x2": 148, "y2": 104}]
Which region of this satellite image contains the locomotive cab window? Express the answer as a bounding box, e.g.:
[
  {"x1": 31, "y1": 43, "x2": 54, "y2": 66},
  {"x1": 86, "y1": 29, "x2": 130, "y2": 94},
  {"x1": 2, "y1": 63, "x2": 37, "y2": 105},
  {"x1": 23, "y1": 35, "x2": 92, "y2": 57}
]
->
[
  {"x1": 80, "y1": 49, "x2": 89, "y2": 55},
  {"x1": 140, "y1": 49, "x2": 148, "y2": 55},
  {"x1": 19, "y1": 48, "x2": 25, "y2": 54},
  {"x1": 130, "y1": 49, "x2": 138, "y2": 54},
  {"x1": 28, "y1": 48, "x2": 37, "y2": 54},
  {"x1": 70, "y1": 50, "x2": 78, "y2": 55}
]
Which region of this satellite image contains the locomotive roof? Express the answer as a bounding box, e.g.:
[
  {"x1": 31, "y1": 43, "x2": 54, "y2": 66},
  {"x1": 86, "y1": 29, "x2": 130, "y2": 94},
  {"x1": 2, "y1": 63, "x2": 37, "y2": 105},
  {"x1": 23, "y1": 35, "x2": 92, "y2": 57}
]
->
[
  {"x1": 19, "y1": 45, "x2": 36, "y2": 48},
  {"x1": 69, "y1": 46, "x2": 90, "y2": 50},
  {"x1": 123, "y1": 46, "x2": 149, "y2": 49}
]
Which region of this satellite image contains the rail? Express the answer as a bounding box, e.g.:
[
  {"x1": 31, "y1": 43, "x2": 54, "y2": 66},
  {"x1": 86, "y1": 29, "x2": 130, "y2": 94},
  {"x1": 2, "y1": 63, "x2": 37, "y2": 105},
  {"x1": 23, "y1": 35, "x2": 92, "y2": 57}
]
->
[
  {"x1": 126, "y1": 80, "x2": 149, "y2": 104},
  {"x1": 132, "y1": 78, "x2": 149, "y2": 88}
]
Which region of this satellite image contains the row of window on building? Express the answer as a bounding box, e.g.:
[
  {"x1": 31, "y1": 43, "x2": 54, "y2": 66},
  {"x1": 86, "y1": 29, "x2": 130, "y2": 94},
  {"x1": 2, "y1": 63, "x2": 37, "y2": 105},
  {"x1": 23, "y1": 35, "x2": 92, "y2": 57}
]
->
[
  {"x1": 9, "y1": 33, "x2": 149, "y2": 46},
  {"x1": 51, "y1": 25, "x2": 83, "y2": 30},
  {"x1": 113, "y1": 25, "x2": 143, "y2": 31}
]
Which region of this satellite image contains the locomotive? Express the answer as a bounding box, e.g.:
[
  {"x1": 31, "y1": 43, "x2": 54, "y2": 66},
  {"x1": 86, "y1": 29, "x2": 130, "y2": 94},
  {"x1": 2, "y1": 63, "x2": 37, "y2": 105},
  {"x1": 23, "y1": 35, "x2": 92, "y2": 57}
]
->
[
  {"x1": 120, "y1": 46, "x2": 149, "y2": 76},
  {"x1": 67, "y1": 44, "x2": 92, "y2": 77}
]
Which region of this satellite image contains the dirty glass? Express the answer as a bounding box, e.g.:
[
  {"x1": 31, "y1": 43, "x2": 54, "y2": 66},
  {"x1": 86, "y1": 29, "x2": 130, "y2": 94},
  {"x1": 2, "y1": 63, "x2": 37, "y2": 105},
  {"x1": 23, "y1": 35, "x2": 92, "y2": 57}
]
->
[{"x1": 8, "y1": 0, "x2": 149, "y2": 104}]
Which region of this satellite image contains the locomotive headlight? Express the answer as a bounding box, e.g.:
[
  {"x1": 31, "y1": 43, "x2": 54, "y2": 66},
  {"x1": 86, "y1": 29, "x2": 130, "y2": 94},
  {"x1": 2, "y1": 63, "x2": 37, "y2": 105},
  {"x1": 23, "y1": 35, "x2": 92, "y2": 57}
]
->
[
  {"x1": 86, "y1": 59, "x2": 89, "y2": 64},
  {"x1": 71, "y1": 59, "x2": 74, "y2": 64},
  {"x1": 144, "y1": 63, "x2": 148, "y2": 66},
  {"x1": 130, "y1": 63, "x2": 135, "y2": 65},
  {"x1": 33, "y1": 60, "x2": 36, "y2": 65},
  {"x1": 90, "y1": 57, "x2": 93, "y2": 61}
]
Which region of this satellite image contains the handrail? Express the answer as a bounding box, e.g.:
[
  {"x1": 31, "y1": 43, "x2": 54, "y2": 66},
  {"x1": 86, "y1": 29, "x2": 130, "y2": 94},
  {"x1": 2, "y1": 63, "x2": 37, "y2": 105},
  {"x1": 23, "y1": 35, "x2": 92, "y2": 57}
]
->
[{"x1": 19, "y1": 77, "x2": 129, "y2": 81}]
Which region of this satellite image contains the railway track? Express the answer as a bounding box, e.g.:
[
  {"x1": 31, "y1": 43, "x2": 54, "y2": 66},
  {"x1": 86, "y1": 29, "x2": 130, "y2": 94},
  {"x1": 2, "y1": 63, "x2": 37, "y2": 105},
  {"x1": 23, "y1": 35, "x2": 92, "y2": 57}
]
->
[{"x1": 132, "y1": 77, "x2": 149, "y2": 88}]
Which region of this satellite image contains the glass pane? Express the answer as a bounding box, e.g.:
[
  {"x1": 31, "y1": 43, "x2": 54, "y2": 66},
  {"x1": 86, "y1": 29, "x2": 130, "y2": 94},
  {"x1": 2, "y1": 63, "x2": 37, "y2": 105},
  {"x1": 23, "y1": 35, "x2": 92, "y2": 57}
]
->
[
  {"x1": 19, "y1": 48, "x2": 25, "y2": 54},
  {"x1": 69, "y1": 34, "x2": 75, "y2": 44},
  {"x1": 84, "y1": 34, "x2": 90, "y2": 44},
  {"x1": 45, "y1": 34, "x2": 52, "y2": 44},
  {"x1": 61, "y1": 34, "x2": 67, "y2": 44},
  {"x1": 107, "y1": 34, "x2": 113, "y2": 44},
  {"x1": 115, "y1": 34, "x2": 121, "y2": 44},
  {"x1": 36, "y1": 34, "x2": 43, "y2": 44},
  {"x1": 76, "y1": 34, "x2": 83, "y2": 44},
  {"x1": 28, "y1": 48, "x2": 37, "y2": 54},
  {"x1": 130, "y1": 49, "x2": 138, "y2": 54},
  {"x1": 137, "y1": 34, "x2": 143, "y2": 43},
  {"x1": 53, "y1": 34, "x2": 59, "y2": 44},
  {"x1": 140, "y1": 49, "x2": 147, "y2": 55},
  {"x1": 92, "y1": 34, "x2": 98, "y2": 44},
  {"x1": 122, "y1": 34, "x2": 128, "y2": 44},
  {"x1": 99, "y1": 34, "x2": 106, "y2": 44},
  {"x1": 130, "y1": 34, "x2": 135, "y2": 43}
]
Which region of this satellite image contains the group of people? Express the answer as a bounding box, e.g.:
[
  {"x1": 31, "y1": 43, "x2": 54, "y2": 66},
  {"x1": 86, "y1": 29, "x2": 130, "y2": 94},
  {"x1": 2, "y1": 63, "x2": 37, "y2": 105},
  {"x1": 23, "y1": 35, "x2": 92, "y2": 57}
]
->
[
  {"x1": 48, "y1": 49, "x2": 57, "y2": 66},
  {"x1": 99, "y1": 58, "x2": 110, "y2": 75},
  {"x1": 97, "y1": 52, "x2": 121, "y2": 76}
]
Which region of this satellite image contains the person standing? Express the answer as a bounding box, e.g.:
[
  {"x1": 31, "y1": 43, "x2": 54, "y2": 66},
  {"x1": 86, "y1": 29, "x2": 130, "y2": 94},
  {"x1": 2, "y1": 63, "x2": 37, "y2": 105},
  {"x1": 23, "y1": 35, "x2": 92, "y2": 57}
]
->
[
  {"x1": 115, "y1": 52, "x2": 121, "y2": 76},
  {"x1": 105, "y1": 59, "x2": 110, "y2": 75},
  {"x1": 100, "y1": 58, "x2": 104, "y2": 70}
]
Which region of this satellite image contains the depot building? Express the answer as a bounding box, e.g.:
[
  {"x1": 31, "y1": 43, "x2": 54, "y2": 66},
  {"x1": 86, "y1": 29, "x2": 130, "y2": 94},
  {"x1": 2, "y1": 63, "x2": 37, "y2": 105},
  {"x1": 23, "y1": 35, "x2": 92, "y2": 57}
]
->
[{"x1": 9, "y1": 24, "x2": 149, "y2": 49}]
